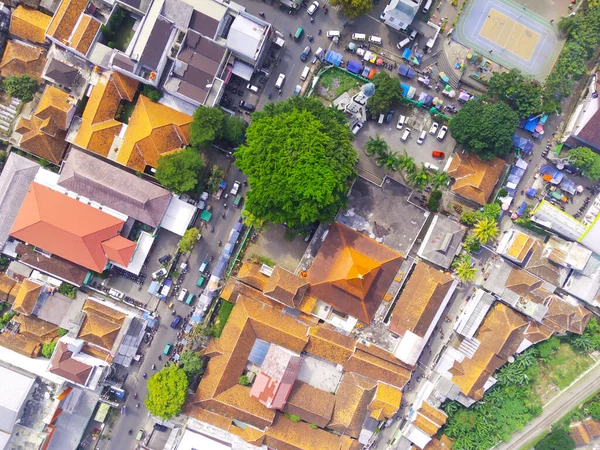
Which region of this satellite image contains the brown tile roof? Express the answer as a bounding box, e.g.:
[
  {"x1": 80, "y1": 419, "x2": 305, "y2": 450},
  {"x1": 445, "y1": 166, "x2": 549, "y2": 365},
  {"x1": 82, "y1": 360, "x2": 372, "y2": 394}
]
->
[
  {"x1": 306, "y1": 222, "x2": 404, "y2": 323},
  {"x1": 0, "y1": 273, "x2": 18, "y2": 303},
  {"x1": 237, "y1": 261, "x2": 270, "y2": 291},
  {"x1": 35, "y1": 86, "x2": 74, "y2": 132},
  {"x1": 49, "y1": 341, "x2": 93, "y2": 385},
  {"x1": 78, "y1": 299, "x2": 125, "y2": 350},
  {"x1": 413, "y1": 412, "x2": 440, "y2": 436},
  {"x1": 448, "y1": 346, "x2": 500, "y2": 401},
  {"x1": 504, "y1": 268, "x2": 545, "y2": 298},
  {"x1": 81, "y1": 343, "x2": 113, "y2": 362},
  {"x1": 570, "y1": 422, "x2": 591, "y2": 445},
  {"x1": 220, "y1": 278, "x2": 236, "y2": 302},
  {"x1": 68, "y1": 14, "x2": 100, "y2": 55},
  {"x1": 523, "y1": 321, "x2": 554, "y2": 344},
  {"x1": 584, "y1": 418, "x2": 600, "y2": 438},
  {"x1": 16, "y1": 243, "x2": 88, "y2": 286},
  {"x1": 0, "y1": 331, "x2": 42, "y2": 357},
  {"x1": 524, "y1": 241, "x2": 563, "y2": 286},
  {"x1": 344, "y1": 348, "x2": 411, "y2": 389},
  {"x1": 73, "y1": 72, "x2": 138, "y2": 157},
  {"x1": 447, "y1": 152, "x2": 504, "y2": 205},
  {"x1": 46, "y1": 0, "x2": 89, "y2": 43},
  {"x1": 368, "y1": 382, "x2": 402, "y2": 420},
  {"x1": 281, "y1": 381, "x2": 335, "y2": 428},
  {"x1": 305, "y1": 324, "x2": 355, "y2": 365},
  {"x1": 389, "y1": 262, "x2": 454, "y2": 337},
  {"x1": 298, "y1": 294, "x2": 318, "y2": 315},
  {"x1": 425, "y1": 435, "x2": 453, "y2": 450},
  {"x1": 420, "y1": 401, "x2": 447, "y2": 427},
  {"x1": 12, "y1": 279, "x2": 42, "y2": 315},
  {"x1": 10, "y1": 6, "x2": 52, "y2": 44},
  {"x1": 329, "y1": 373, "x2": 377, "y2": 438},
  {"x1": 543, "y1": 296, "x2": 591, "y2": 335},
  {"x1": 265, "y1": 415, "x2": 352, "y2": 450},
  {"x1": 13, "y1": 314, "x2": 58, "y2": 342},
  {"x1": 116, "y1": 95, "x2": 192, "y2": 171},
  {"x1": 0, "y1": 40, "x2": 46, "y2": 81},
  {"x1": 263, "y1": 266, "x2": 308, "y2": 308}
]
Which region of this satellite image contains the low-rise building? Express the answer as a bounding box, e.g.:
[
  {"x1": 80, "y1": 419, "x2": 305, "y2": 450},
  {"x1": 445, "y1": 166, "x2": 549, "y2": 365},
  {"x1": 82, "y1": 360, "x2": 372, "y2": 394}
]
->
[
  {"x1": 446, "y1": 152, "x2": 505, "y2": 206},
  {"x1": 0, "y1": 39, "x2": 47, "y2": 81},
  {"x1": 380, "y1": 0, "x2": 423, "y2": 31},
  {"x1": 417, "y1": 215, "x2": 466, "y2": 270},
  {"x1": 9, "y1": 5, "x2": 52, "y2": 45}
]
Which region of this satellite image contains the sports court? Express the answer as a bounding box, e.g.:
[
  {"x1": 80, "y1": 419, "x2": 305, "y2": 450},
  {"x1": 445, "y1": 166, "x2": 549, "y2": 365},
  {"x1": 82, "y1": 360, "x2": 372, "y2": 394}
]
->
[{"x1": 453, "y1": 0, "x2": 564, "y2": 80}]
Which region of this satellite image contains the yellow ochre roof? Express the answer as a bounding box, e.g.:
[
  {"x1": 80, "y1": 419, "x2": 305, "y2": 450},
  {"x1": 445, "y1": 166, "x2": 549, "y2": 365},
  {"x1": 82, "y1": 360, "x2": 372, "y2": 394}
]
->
[
  {"x1": 506, "y1": 232, "x2": 534, "y2": 261},
  {"x1": 10, "y1": 6, "x2": 52, "y2": 44}
]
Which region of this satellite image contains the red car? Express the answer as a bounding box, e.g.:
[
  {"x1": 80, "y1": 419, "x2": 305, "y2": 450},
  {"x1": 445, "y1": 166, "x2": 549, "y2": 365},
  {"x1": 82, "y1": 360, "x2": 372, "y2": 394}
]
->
[{"x1": 432, "y1": 151, "x2": 445, "y2": 158}]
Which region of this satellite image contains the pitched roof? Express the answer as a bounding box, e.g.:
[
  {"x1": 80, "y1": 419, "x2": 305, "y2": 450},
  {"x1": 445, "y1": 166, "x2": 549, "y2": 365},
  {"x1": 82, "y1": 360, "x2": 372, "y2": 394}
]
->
[
  {"x1": 329, "y1": 373, "x2": 377, "y2": 438},
  {"x1": 12, "y1": 279, "x2": 42, "y2": 315},
  {"x1": 0, "y1": 39, "x2": 46, "y2": 81},
  {"x1": 46, "y1": 0, "x2": 89, "y2": 43},
  {"x1": 425, "y1": 435, "x2": 453, "y2": 450},
  {"x1": 543, "y1": 296, "x2": 591, "y2": 335},
  {"x1": 10, "y1": 183, "x2": 132, "y2": 272},
  {"x1": 306, "y1": 222, "x2": 404, "y2": 323},
  {"x1": 417, "y1": 215, "x2": 467, "y2": 269},
  {"x1": 73, "y1": 72, "x2": 138, "y2": 157},
  {"x1": 505, "y1": 231, "x2": 535, "y2": 262},
  {"x1": 116, "y1": 95, "x2": 192, "y2": 171},
  {"x1": 236, "y1": 261, "x2": 269, "y2": 291},
  {"x1": 57, "y1": 149, "x2": 172, "y2": 227},
  {"x1": 101, "y1": 236, "x2": 137, "y2": 266},
  {"x1": 524, "y1": 241, "x2": 565, "y2": 286},
  {"x1": 0, "y1": 331, "x2": 42, "y2": 357},
  {"x1": 304, "y1": 324, "x2": 355, "y2": 365},
  {"x1": 10, "y1": 6, "x2": 52, "y2": 44},
  {"x1": 447, "y1": 152, "x2": 504, "y2": 205},
  {"x1": 389, "y1": 262, "x2": 454, "y2": 337},
  {"x1": 583, "y1": 418, "x2": 600, "y2": 438},
  {"x1": 16, "y1": 242, "x2": 88, "y2": 286},
  {"x1": 44, "y1": 59, "x2": 78, "y2": 87},
  {"x1": 368, "y1": 382, "x2": 402, "y2": 420},
  {"x1": 78, "y1": 299, "x2": 125, "y2": 350},
  {"x1": 265, "y1": 414, "x2": 353, "y2": 450},
  {"x1": 570, "y1": 422, "x2": 591, "y2": 445},
  {"x1": 263, "y1": 266, "x2": 308, "y2": 308},
  {"x1": 0, "y1": 153, "x2": 39, "y2": 250},
  {"x1": 0, "y1": 273, "x2": 18, "y2": 303},
  {"x1": 49, "y1": 341, "x2": 93, "y2": 385},
  {"x1": 344, "y1": 347, "x2": 411, "y2": 389},
  {"x1": 68, "y1": 14, "x2": 100, "y2": 55},
  {"x1": 13, "y1": 314, "x2": 58, "y2": 341},
  {"x1": 281, "y1": 381, "x2": 335, "y2": 428}
]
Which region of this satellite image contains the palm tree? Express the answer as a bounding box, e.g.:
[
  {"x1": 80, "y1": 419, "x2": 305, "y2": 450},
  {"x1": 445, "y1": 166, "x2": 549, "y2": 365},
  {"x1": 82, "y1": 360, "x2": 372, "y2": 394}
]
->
[
  {"x1": 408, "y1": 165, "x2": 430, "y2": 190},
  {"x1": 473, "y1": 218, "x2": 499, "y2": 244},
  {"x1": 364, "y1": 134, "x2": 389, "y2": 157},
  {"x1": 376, "y1": 151, "x2": 401, "y2": 171},
  {"x1": 401, "y1": 154, "x2": 417, "y2": 176},
  {"x1": 431, "y1": 170, "x2": 451, "y2": 190},
  {"x1": 453, "y1": 256, "x2": 477, "y2": 283}
]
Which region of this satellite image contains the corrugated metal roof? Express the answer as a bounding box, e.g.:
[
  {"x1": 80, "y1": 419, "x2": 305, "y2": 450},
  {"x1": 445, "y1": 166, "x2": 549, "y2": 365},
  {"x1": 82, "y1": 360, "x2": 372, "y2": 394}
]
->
[{"x1": 0, "y1": 365, "x2": 35, "y2": 433}]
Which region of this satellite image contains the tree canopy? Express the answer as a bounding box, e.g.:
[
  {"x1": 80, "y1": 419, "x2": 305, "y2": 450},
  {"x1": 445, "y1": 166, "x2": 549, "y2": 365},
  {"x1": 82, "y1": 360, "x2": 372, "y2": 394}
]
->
[
  {"x1": 179, "y1": 350, "x2": 204, "y2": 380},
  {"x1": 488, "y1": 69, "x2": 544, "y2": 117},
  {"x1": 223, "y1": 116, "x2": 247, "y2": 146},
  {"x1": 155, "y1": 148, "x2": 205, "y2": 194},
  {"x1": 42, "y1": 342, "x2": 57, "y2": 358},
  {"x1": 235, "y1": 97, "x2": 358, "y2": 228},
  {"x1": 3, "y1": 75, "x2": 38, "y2": 102},
  {"x1": 178, "y1": 228, "x2": 199, "y2": 253},
  {"x1": 146, "y1": 365, "x2": 188, "y2": 419},
  {"x1": 367, "y1": 72, "x2": 405, "y2": 115},
  {"x1": 190, "y1": 107, "x2": 247, "y2": 148},
  {"x1": 329, "y1": 0, "x2": 372, "y2": 18},
  {"x1": 535, "y1": 428, "x2": 575, "y2": 450},
  {"x1": 569, "y1": 146, "x2": 600, "y2": 180},
  {"x1": 448, "y1": 97, "x2": 519, "y2": 160}
]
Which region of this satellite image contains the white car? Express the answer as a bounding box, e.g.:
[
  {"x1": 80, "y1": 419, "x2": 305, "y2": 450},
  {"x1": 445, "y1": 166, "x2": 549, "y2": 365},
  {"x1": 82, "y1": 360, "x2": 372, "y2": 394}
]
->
[
  {"x1": 396, "y1": 115, "x2": 406, "y2": 129},
  {"x1": 429, "y1": 122, "x2": 439, "y2": 135},
  {"x1": 275, "y1": 73, "x2": 286, "y2": 89},
  {"x1": 352, "y1": 122, "x2": 363, "y2": 135},
  {"x1": 307, "y1": 1, "x2": 319, "y2": 15},
  {"x1": 152, "y1": 268, "x2": 167, "y2": 279},
  {"x1": 437, "y1": 125, "x2": 448, "y2": 140},
  {"x1": 178, "y1": 288, "x2": 188, "y2": 302}
]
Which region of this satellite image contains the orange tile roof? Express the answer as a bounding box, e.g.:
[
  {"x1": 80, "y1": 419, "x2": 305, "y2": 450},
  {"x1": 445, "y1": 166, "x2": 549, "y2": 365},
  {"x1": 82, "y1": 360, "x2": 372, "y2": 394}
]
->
[
  {"x1": 329, "y1": 373, "x2": 377, "y2": 438},
  {"x1": 584, "y1": 418, "x2": 600, "y2": 438},
  {"x1": 236, "y1": 261, "x2": 269, "y2": 291},
  {"x1": 298, "y1": 294, "x2": 318, "y2": 315},
  {"x1": 448, "y1": 346, "x2": 499, "y2": 401},
  {"x1": 344, "y1": 348, "x2": 411, "y2": 389},
  {"x1": 419, "y1": 401, "x2": 447, "y2": 426},
  {"x1": 305, "y1": 324, "x2": 355, "y2": 365},
  {"x1": 79, "y1": 299, "x2": 125, "y2": 350},
  {"x1": 15, "y1": 116, "x2": 67, "y2": 164},
  {"x1": 0, "y1": 331, "x2": 42, "y2": 357},
  {"x1": 447, "y1": 152, "x2": 504, "y2": 205},
  {"x1": 117, "y1": 95, "x2": 192, "y2": 171},
  {"x1": 571, "y1": 422, "x2": 591, "y2": 445},
  {"x1": 281, "y1": 381, "x2": 335, "y2": 428},
  {"x1": 389, "y1": 261, "x2": 453, "y2": 337},
  {"x1": 523, "y1": 321, "x2": 555, "y2": 344},
  {"x1": 425, "y1": 435, "x2": 453, "y2": 450},
  {"x1": 68, "y1": 14, "x2": 100, "y2": 55},
  {"x1": 265, "y1": 415, "x2": 351, "y2": 450},
  {"x1": 46, "y1": 0, "x2": 89, "y2": 43},
  {"x1": 0, "y1": 273, "x2": 18, "y2": 303},
  {"x1": 306, "y1": 222, "x2": 404, "y2": 323},
  {"x1": 263, "y1": 266, "x2": 308, "y2": 308},
  {"x1": 413, "y1": 412, "x2": 440, "y2": 436},
  {"x1": 368, "y1": 382, "x2": 402, "y2": 420},
  {"x1": 504, "y1": 268, "x2": 545, "y2": 298},
  {"x1": 13, "y1": 314, "x2": 59, "y2": 342},
  {"x1": 0, "y1": 40, "x2": 46, "y2": 81},
  {"x1": 35, "y1": 86, "x2": 75, "y2": 132},
  {"x1": 12, "y1": 279, "x2": 42, "y2": 315},
  {"x1": 524, "y1": 241, "x2": 564, "y2": 286},
  {"x1": 506, "y1": 232, "x2": 534, "y2": 262},
  {"x1": 101, "y1": 235, "x2": 137, "y2": 266},
  {"x1": 73, "y1": 72, "x2": 138, "y2": 156},
  {"x1": 10, "y1": 6, "x2": 52, "y2": 44},
  {"x1": 10, "y1": 183, "x2": 130, "y2": 272}
]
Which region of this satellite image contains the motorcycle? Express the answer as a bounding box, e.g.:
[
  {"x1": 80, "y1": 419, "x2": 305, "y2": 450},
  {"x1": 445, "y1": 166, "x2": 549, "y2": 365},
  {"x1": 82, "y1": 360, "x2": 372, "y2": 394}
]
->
[
  {"x1": 128, "y1": 430, "x2": 133, "y2": 435},
  {"x1": 136, "y1": 403, "x2": 140, "y2": 409},
  {"x1": 134, "y1": 392, "x2": 138, "y2": 399},
  {"x1": 143, "y1": 373, "x2": 147, "y2": 379},
  {"x1": 151, "y1": 364, "x2": 156, "y2": 370}
]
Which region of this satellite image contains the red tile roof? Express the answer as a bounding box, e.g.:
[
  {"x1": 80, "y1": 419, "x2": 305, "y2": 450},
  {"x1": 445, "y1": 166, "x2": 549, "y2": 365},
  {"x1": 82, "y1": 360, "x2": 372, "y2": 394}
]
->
[
  {"x1": 101, "y1": 236, "x2": 136, "y2": 267},
  {"x1": 49, "y1": 341, "x2": 93, "y2": 385}
]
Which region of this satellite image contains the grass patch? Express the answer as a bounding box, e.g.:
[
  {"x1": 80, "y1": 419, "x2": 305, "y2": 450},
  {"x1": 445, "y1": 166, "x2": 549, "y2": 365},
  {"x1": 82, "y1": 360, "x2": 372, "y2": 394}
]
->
[
  {"x1": 250, "y1": 254, "x2": 276, "y2": 267},
  {"x1": 213, "y1": 300, "x2": 234, "y2": 337},
  {"x1": 317, "y1": 68, "x2": 365, "y2": 99},
  {"x1": 535, "y1": 343, "x2": 593, "y2": 394},
  {"x1": 519, "y1": 431, "x2": 549, "y2": 450}
]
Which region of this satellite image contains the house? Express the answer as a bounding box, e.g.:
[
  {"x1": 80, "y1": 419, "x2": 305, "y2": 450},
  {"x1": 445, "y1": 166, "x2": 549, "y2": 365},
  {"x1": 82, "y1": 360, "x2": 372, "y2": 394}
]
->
[
  {"x1": 389, "y1": 262, "x2": 457, "y2": 366},
  {"x1": 570, "y1": 418, "x2": 600, "y2": 446},
  {"x1": 48, "y1": 336, "x2": 109, "y2": 388},
  {"x1": 402, "y1": 400, "x2": 448, "y2": 449},
  {"x1": 12, "y1": 279, "x2": 43, "y2": 316},
  {"x1": 563, "y1": 71, "x2": 600, "y2": 154},
  {"x1": 380, "y1": 0, "x2": 424, "y2": 31},
  {"x1": 262, "y1": 266, "x2": 309, "y2": 309},
  {"x1": 305, "y1": 222, "x2": 404, "y2": 325},
  {"x1": 417, "y1": 215, "x2": 467, "y2": 269},
  {"x1": 42, "y1": 58, "x2": 80, "y2": 90},
  {"x1": 0, "y1": 273, "x2": 19, "y2": 303},
  {"x1": 46, "y1": 0, "x2": 101, "y2": 57},
  {"x1": 14, "y1": 85, "x2": 76, "y2": 164},
  {"x1": 0, "y1": 39, "x2": 46, "y2": 81},
  {"x1": 78, "y1": 299, "x2": 126, "y2": 352},
  {"x1": 9, "y1": 5, "x2": 52, "y2": 44},
  {"x1": 447, "y1": 152, "x2": 505, "y2": 206},
  {"x1": 0, "y1": 366, "x2": 35, "y2": 444},
  {"x1": 496, "y1": 229, "x2": 536, "y2": 266},
  {"x1": 530, "y1": 200, "x2": 586, "y2": 241}
]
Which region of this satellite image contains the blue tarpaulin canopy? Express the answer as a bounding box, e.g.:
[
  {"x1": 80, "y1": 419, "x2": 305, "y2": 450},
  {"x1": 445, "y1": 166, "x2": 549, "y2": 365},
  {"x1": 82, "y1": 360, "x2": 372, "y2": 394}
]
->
[
  {"x1": 148, "y1": 281, "x2": 160, "y2": 295},
  {"x1": 401, "y1": 83, "x2": 410, "y2": 96},
  {"x1": 406, "y1": 68, "x2": 415, "y2": 79},
  {"x1": 347, "y1": 60, "x2": 361, "y2": 74},
  {"x1": 398, "y1": 64, "x2": 409, "y2": 76},
  {"x1": 142, "y1": 312, "x2": 157, "y2": 329},
  {"x1": 517, "y1": 202, "x2": 528, "y2": 216},
  {"x1": 520, "y1": 115, "x2": 540, "y2": 132},
  {"x1": 513, "y1": 135, "x2": 534, "y2": 155},
  {"x1": 526, "y1": 188, "x2": 537, "y2": 198},
  {"x1": 402, "y1": 48, "x2": 411, "y2": 60},
  {"x1": 540, "y1": 164, "x2": 564, "y2": 184},
  {"x1": 560, "y1": 178, "x2": 577, "y2": 195},
  {"x1": 324, "y1": 50, "x2": 343, "y2": 66}
]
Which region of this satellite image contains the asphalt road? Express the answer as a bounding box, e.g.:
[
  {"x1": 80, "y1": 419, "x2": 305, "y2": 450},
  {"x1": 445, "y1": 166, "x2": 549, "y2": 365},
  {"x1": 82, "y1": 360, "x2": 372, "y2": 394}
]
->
[{"x1": 496, "y1": 363, "x2": 600, "y2": 450}]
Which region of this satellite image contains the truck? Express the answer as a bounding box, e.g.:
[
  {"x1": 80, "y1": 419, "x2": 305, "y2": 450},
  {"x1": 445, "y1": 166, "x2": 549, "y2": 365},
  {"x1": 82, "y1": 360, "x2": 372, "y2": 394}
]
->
[
  {"x1": 215, "y1": 181, "x2": 227, "y2": 200},
  {"x1": 230, "y1": 181, "x2": 241, "y2": 196}
]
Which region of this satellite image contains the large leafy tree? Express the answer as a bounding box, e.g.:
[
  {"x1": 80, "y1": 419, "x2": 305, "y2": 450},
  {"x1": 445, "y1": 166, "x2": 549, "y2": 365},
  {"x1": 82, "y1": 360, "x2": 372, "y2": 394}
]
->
[
  {"x1": 3, "y1": 75, "x2": 38, "y2": 102},
  {"x1": 449, "y1": 97, "x2": 519, "y2": 160},
  {"x1": 190, "y1": 106, "x2": 226, "y2": 148},
  {"x1": 146, "y1": 365, "x2": 188, "y2": 419},
  {"x1": 329, "y1": 0, "x2": 372, "y2": 18},
  {"x1": 569, "y1": 146, "x2": 600, "y2": 180},
  {"x1": 235, "y1": 97, "x2": 358, "y2": 228},
  {"x1": 367, "y1": 72, "x2": 405, "y2": 115},
  {"x1": 488, "y1": 69, "x2": 543, "y2": 118},
  {"x1": 179, "y1": 350, "x2": 204, "y2": 380},
  {"x1": 178, "y1": 228, "x2": 199, "y2": 253},
  {"x1": 536, "y1": 428, "x2": 575, "y2": 450},
  {"x1": 155, "y1": 148, "x2": 205, "y2": 194},
  {"x1": 223, "y1": 115, "x2": 247, "y2": 146}
]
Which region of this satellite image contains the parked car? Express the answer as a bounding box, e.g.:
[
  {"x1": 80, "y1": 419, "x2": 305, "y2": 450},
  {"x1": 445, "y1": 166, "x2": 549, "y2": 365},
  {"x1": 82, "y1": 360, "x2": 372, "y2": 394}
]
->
[
  {"x1": 293, "y1": 85, "x2": 302, "y2": 96},
  {"x1": 352, "y1": 122, "x2": 364, "y2": 135},
  {"x1": 170, "y1": 315, "x2": 182, "y2": 329},
  {"x1": 385, "y1": 110, "x2": 394, "y2": 124},
  {"x1": 239, "y1": 101, "x2": 255, "y2": 111},
  {"x1": 151, "y1": 268, "x2": 167, "y2": 279},
  {"x1": 300, "y1": 46, "x2": 311, "y2": 62},
  {"x1": 158, "y1": 254, "x2": 170, "y2": 264},
  {"x1": 275, "y1": 73, "x2": 286, "y2": 89},
  {"x1": 177, "y1": 288, "x2": 188, "y2": 302},
  {"x1": 396, "y1": 115, "x2": 406, "y2": 129},
  {"x1": 163, "y1": 342, "x2": 173, "y2": 355},
  {"x1": 437, "y1": 125, "x2": 448, "y2": 140},
  {"x1": 417, "y1": 130, "x2": 427, "y2": 144},
  {"x1": 432, "y1": 150, "x2": 445, "y2": 158},
  {"x1": 199, "y1": 260, "x2": 209, "y2": 273},
  {"x1": 154, "y1": 424, "x2": 168, "y2": 432},
  {"x1": 307, "y1": 0, "x2": 319, "y2": 14},
  {"x1": 429, "y1": 122, "x2": 439, "y2": 135}
]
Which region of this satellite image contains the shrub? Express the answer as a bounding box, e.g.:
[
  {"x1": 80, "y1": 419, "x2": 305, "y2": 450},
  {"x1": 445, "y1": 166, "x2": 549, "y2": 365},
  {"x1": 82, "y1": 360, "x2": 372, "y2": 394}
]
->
[
  {"x1": 238, "y1": 375, "x2": 250, "y2": 386},
  {"x1": 142, "y1": 85, "x2": 163, "y2": 102},
  {"x1": 427, "y1": 196, "x2": 440, "y2": 212},
  {"x1": 42, "y1": 342, "x2": 57, "y2": 358},
  {"x1": 58, "y1": 283, "x2": 77, "y2": 299},
  {"x1": 498, "y1": 188, "x2": 508, "y2": 197},
  {"x1": 283, "y1": 413, "x2": 301, "y2": 423},
  {"x1": 57, "y1": 328, "x2": 68, "y2": 337},
  {"x1": 308, "y1": 423, "x2": 318, "y2": 429}
]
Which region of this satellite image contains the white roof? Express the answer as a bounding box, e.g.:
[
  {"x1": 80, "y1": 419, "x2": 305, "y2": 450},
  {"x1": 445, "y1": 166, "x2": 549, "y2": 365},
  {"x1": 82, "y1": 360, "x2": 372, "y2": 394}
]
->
[
  {"x1": 177, "y1": 428, "x2": 231, "y2": 450},
  {"x1": 393, "y1": 331, "x2": 425, "y2": 366},
  {"x1": 160, "y1": 197, "x2": 196, "y2": 236},
  {"x1": 531, "y1": 201, "x2": 586, "y2": 241},
  {"x1": 580, "y1": 213, "x2": 600, "y2": 255},
  {"x1": 227, "y1": 15, "x2": 266, "y2": 61},
  {"x1": 0, "y1": 366, "x2": 35, "y2": 434},
  {"x1": 0, "y1": 431, "x2": 9, "y2": 450}
]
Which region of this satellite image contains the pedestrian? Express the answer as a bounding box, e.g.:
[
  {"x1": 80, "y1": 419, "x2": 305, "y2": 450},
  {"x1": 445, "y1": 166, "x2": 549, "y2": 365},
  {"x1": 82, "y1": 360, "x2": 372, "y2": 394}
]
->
[
  {"x1": 550, "y1": 19, "x2": 554, "y2": 23},
  {"x1": 489, "y1": 49, "x2": 493, "y2": 53}
]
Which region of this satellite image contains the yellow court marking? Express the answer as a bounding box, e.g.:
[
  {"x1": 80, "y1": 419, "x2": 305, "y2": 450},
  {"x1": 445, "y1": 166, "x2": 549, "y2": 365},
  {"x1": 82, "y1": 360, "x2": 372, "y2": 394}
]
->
[{"x1": 479, "y1": 8, "x2": 541, "y2": 60}]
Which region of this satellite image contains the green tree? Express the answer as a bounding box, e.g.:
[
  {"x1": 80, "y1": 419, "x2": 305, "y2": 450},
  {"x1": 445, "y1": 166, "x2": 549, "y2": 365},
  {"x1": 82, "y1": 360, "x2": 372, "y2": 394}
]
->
[
  {"x1": 408, "y1": 165, "x2": 430, "y2": 190},
  {"x1": 223, "y1": 115, "x2": 247, "y2": 146},
  {"x1": 365, "y1": 134, "x2": 389, "y2": 157},
  {"x1": 463, "y1": 234, "x2": 481, "y2": 253},
  {"x1": 207, "y1": 165, "x2": 226, "y2": 193},
  {"x1": 155, "y1": 148, "x2": 205, "y2": 194},
  {"x1": 449, "y1": 97, "x2": 519, "y2": 160},
  {"x1": 329, "y1": 0, "x2": 372, "y2": 19},
  {"x1": 400, "y1": 154, "x2": 417, "y2": 176},
  {"x1": 430, "y1": 171, "x2": 450, "y2": 190},
  {"x1": 42, "y1": 342, "x2": 57, "y2": 358},
  {"x1": 569, "y1": 146, "x2": 600, "y2": 180},
  {"x1": 178, "y1": 228, "x2": 199, "y2": 253},
  {"x1": 367, "y1": 72, "x2": 406, "y2": 115},
  {"x1": 241, "y1": 209, "x2": 265, "y2": 228},
  {"x1": 179, "y1": 350, "x2": 204, "y2": 380},
  {"x1": 376, "y1": 150, "x2": 401, "y2": 170},
  {"x1": 3, "y1": 75, "x2": 38, "y2": 102},
  {"x1": 58, "y1": 283, "x2": 77, "y2": 299},
  {"x1": 146, "y1": 365, "x2": 188, "y2": 419},
  {"x1": 587, "y1": 400, "x2": 600, "y2": 420},
  {"x1": 427, "y1": 190, "x2": 442, "y2": 212},
  {"x1": 235, "y1": 97, "x2": 357, "y2": 228},
  {"x1": 473, "y1": 217, "x2": 498, "y2": 244},
  {"x1": 453, "y1": 255, "x2": 477, "y2": 283},
  {"x1": 238, "y1": 375, "x2": 250, "y2": 386},
  {"x1": 190, "y1": 106, "x2": 226, "y2": 148},
  {"x1": 535, "y1": 428, "x2": 575, "y2": 450},
  {"x1": 488, "y1": 69, "x2": 543, "y2": 118},
  {"x1": 142, "y1": 85, "x2": 163, "y2": 102}
]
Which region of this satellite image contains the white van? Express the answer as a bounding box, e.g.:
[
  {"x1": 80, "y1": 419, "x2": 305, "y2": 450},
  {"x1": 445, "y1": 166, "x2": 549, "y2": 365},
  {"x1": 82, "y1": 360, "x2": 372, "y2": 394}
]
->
[
  {"x1": 397, "y1": 37, "x2": 411, "y2": 50},
  {"x1": 424, "y1": 162, "x2": 440, "y2": 171},
  {"x1": 401, "y1": 128, "x2": 411, "y2": 141},
  {"x1": 352, "y1": 33, "x2": 366, "y2": 41},
  {"x1": 327, "y1": 30, "x2": 340, "y2": 38},
  {"x1": 300, "y1": 66, "x2": 310, "y2": 81},
  {"x1": 378, "y1": 113, "x2": 385, "y2": 125},
  {"x1": 368, "y1": 35, "x2": 382, "y2": 45},
  {"x1": 275, "y1": 73, "x2": 286, "y2": 89},
  {"x1": 422, "y1": 0, "x2": 433, "y2": 13},
  {"x1": 246, "y1": 84, "x2": 259, "y2": 93},
  {"x1": 409, "y1": 29, "x2": 418, "y2": 40}
]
